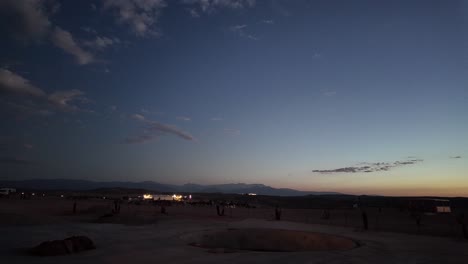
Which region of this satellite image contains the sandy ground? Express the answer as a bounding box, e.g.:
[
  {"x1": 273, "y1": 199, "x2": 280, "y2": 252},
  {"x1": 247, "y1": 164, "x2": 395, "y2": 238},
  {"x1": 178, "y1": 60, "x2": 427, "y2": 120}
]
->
[{"x1": 1, "y1": 198, "x2": 467, "y2": 263}]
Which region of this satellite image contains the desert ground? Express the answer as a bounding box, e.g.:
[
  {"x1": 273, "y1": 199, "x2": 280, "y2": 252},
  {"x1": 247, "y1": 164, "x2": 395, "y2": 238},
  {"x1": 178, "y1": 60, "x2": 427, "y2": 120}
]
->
[{"x1": 0, "y1": 196, "x2": 467, "y2": 263}]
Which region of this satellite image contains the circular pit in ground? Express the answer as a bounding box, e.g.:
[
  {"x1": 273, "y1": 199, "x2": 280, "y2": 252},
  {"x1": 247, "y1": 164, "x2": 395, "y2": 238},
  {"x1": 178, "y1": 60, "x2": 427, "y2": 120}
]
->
[{"x1": 183, "y1": 228, "x2": 358, "y2": 252}]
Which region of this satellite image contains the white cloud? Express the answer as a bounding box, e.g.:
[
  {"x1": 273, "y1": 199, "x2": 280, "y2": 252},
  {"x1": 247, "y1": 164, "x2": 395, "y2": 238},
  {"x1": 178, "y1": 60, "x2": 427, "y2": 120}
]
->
[
  {"x1": 0, "y1": 68, "x2": 46, "y2": 97},
  {"x1": 103, "y1": 0, "x2": 167, "y2": 37},
  {"x1": 51, "y1": 27, "x2": 94, "y2": 65}
]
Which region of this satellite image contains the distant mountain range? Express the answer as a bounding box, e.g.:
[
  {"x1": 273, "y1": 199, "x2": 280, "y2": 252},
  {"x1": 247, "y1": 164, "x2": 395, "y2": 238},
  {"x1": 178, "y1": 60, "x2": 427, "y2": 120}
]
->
[{"x1": 0, "y1": 179, "x2": 340, "y2": 196}]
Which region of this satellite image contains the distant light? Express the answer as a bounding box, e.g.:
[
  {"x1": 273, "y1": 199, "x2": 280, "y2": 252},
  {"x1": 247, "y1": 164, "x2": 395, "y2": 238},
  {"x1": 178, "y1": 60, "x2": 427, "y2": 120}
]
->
[
  {"x1": 32, "y1": 193, "x2": 35, "y2": 196},
  {"x1": 103, "y1": 196, "x2": 106, "y2": 199},
  {"x1": 42, "y1": 194, "x2": 45, "y2": 197},
  {"x1": 172, "y1": 194, "x2": 182, "y2": 201},
  {"x1": 248, "y1": 193, "x2": 257, "y2": 196},
  {"x1": 60, "y1": 194, "x2": 64, "y2": 198},
  {"x1": 21, "y1": 192, "x2": 25, "y2": 195},
  {"x1": 143, "y1": 194, "x2": 153, "y2": 200},
  {"x1": 189, "y1": 195, "x2": 192, "y2": 199}
]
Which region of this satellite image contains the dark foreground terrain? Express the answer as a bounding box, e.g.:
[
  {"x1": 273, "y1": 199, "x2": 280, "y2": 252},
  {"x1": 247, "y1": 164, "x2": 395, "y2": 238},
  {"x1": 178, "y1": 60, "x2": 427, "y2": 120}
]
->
[{"x1": 0, "y1": 193, "x2": 467, "y2": 263}]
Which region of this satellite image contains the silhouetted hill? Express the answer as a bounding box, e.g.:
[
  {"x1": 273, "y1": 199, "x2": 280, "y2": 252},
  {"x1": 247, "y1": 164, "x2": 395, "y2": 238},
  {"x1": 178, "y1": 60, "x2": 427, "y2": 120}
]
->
[{"x1": 0, "y1": 179, "x2": 340, "y2": 196}]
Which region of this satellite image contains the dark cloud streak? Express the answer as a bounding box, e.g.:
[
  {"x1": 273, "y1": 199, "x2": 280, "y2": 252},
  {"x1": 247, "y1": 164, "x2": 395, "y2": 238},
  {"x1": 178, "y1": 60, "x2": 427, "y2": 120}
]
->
[
  {"x1": 313, "y1": 159, "x2": 423, "y2": 174},
  {"x1": 124, "y1": 114, "x2": 195, "y2": 144}
]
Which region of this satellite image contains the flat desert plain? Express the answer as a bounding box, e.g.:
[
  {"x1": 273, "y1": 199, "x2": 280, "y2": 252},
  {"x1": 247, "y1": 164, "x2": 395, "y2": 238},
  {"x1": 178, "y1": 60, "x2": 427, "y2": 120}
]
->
[{"x1": 0, "y1": 197, "x2": 467, "y2": 263}]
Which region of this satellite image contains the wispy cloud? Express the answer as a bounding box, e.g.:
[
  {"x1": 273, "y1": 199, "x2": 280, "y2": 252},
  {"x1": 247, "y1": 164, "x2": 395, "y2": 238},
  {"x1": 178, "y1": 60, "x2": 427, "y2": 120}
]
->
[
  {"x1": 1, "y1": 69, "x2": 91, "y2": 114},
  {"x1": 48, "y1": 89, "x2": 89, "y2": 112},
  {"x1": 188, "y1": 8, "x2": 200, "y2": 17},
  {"x1": 320, "y1": 89, "x2": 336, "y2": 97},
  {"x1": 313, "y1": 159, "x2": 423, "y2": 174},
  {"x1": 3, "y1": 0, "x2": 257, "y2": 66},
  {"x1": 83, "y1": 36, "x2": 120, "y2": 50},
  {"x1": 147, "y1": 121, "x2": 194, "y2": 141},
  {"x1": 51, "y1": 27, "x2": 94, "y2": 65},
  {"x1": 230, "y1": 24, "x2": 258, "y2": 40},
  {"x1": 231, "y1": 24, "x2": 247, "y2": 30},
  {"x1": 125, "y1": 113, "x2": 195, "y2": 144},
  {"x1": 183, "y1": 0, "x2": 255, "y2": 14},
  {"x1": 260, "y1": 19, "x2": 274, "y2": 24},
  {"x1": 224, "y1": 128, "x2": 240, "y2": 136},
  {"x1": 103, "y1": 0, "x2": 167, "y2": 37},
  {"x1": 1, "y1": 1, "x2": 98, "y2": 65},
  {"x1": 0, "y1": 68, "x2": 46, "y2": 97},
  {"x1": 81, "y1": 26, "x2": 97, "y2": 34},
  {"x1": 176, "y1": 116, "x2": 191, "y2": 121},
  {"x1": 131, "y1": 113, "x2": 146, "y2": 121}
]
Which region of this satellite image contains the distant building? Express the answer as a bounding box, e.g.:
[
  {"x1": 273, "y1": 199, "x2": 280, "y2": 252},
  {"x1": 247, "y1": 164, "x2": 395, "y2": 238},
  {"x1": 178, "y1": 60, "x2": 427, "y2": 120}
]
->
[
  {"x1": 0, "y1": 188, "x2": 16, "y2": 196},
  {"x1": 142, "y1": 194, "x2": 185, "y2": 201},
  {"x1": 409, "y1": 198, "x2": 451, "y2": 214}
]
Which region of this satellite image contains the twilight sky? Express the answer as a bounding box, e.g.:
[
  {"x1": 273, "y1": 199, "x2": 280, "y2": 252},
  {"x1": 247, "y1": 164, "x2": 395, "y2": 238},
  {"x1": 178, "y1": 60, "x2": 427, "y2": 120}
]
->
[{"x1": 0, "y1": 0, "x2": 467, "y2": 196}]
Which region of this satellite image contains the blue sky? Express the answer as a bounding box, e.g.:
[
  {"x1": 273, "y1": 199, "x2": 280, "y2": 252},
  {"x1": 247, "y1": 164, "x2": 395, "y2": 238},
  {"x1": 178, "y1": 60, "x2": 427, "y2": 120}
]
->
[{"x1": 0, "y1": 0, "x2": 467, "y2": 196}]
